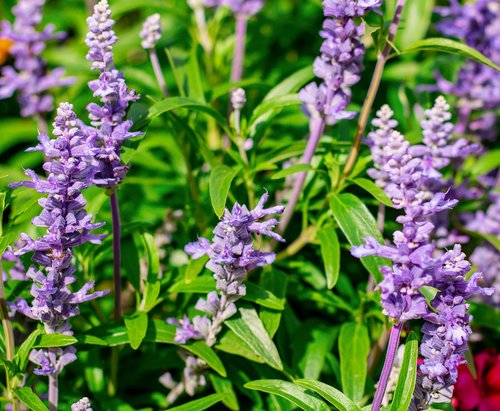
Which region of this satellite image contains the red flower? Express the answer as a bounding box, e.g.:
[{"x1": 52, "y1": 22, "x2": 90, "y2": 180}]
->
[{"x1": 453, "y1": 350, "x2": 500, "y2": 411}]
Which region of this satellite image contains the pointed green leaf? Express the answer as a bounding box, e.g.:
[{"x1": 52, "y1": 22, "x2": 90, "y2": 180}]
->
[
  {"x1": 34, "y1": 334, "x2": 77, "y2": 348},
  {"x1": 349, "y1": 178, "x2": 393, "y2": 207},
  {"x1": 210, "y1": 374, "x2": 239, "y2": 410},
  {"x1": 209, "y1": 165, "x2": 241, "y2": 218},
  {"x1": 294, "y1": 379, "x2": 362, "y2": 411},
  {"x1": 166, "y1": 393, "x2": 224, "y2": 411},
  {"x1": 390, "y1": 332, "x2": 419, "y2": 411},
  {"x1": 402, "y1": 38, "x2": 500, "y2": 70},
  {"x1": 317, "y1": 225, "x2": 340, "y2": 289},
  {"x1": 14, "y1": 329, "x2": 43, "y2": 373},
  {"x1": 13, "y1": 387, "x2": 48, "y2": 411},
  {"x1": 124, "y1": 312, "x2": 149, "y2": 350},
  {"x1": 259, "y1": 270, "x2": 288, "y2": 338},
  {"x1": 339, "y1": 322, "x2": 370, "y2": 403},
  {"x1": 226, "y1": 306, "x2": 283, "y2": 370},
  {"x1": 244, "y1": 379, "x2": 330, "y2": 411},
  {"x1": 271, "y1": 164, "x2": 313, "y2": 180}
]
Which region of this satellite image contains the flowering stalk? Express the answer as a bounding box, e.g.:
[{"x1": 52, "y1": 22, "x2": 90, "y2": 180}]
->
[
  {"x1": 165, "y1": 193, "x2": 284, "y2": 402},
  {"x1": 341, "y1": 0, "x2": 406, "y2": 181},
  {"x1": 187, "y1": 0, "x2": 215, "y2": 54},
  {"x1": 9, "y1": 103, "x2": 109, "y2": 410},
  {"x1": 0, "y1": 0, "x2": 73, "y2": 120},
  {"x1": 140, "y1": 14, "x2": 168, "y2": 97},
  {"x1": 278, "y1": 0, "x2": 381, "y2": 234},
  {"x1": 231, "y1": 15, "x2": 247, "y2": 82}
]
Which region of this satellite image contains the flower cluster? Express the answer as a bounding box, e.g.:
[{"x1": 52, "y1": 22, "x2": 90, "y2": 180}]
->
[
  {"x1": 9, "y1": 103, "x2": 109, "y2": 376},
  {"x1": 299, "y1": 0, "x2": 381, "y2": 124},
  {"x1": 0, "y1": 0, "x2": 73, "y2": 117},
  {"x1": 170, "y1": 192, "x2": 285, "y2": 346},
  {"x1": 353, "y1": 99, "x2": 492, "y2": 409},
  {"x1": 140, "y1": 14, "x2": 162, "y2": 50},
  {"x1": 85, "y1": 0, "x2": 142, "y2": 188},
  {"x1": 72, "y1": 397, "x2": 93, "y2": 411},
  {"x1": 434, "y1": 0, "x2": 500, "y2": 140}
]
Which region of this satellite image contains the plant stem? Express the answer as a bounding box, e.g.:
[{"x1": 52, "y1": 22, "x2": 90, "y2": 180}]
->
[
  {"x1": 149, "y1": 49, "x2": 169, "y2": 97},
  {"x1": 110, "y1": 192, "x2": 122, "y2": 321},
  {"x1": 48, "y1": 373, "x2": 58, "y2": 411},
  {"x1": 341, "y1": 0, "x2": 407, "y2": 181},
  {"x1": 193, "y1": 5, "x2": 212, "y2": 55},
  {"x1": 278, "y1": 116, "x2": 325, "y2": 234},
  {"x1": 371, "y1": 322, "x2": 403, "y2": 411},
  {"x1": 230, "y1": 15, "x2": 247, "y2": 83}
]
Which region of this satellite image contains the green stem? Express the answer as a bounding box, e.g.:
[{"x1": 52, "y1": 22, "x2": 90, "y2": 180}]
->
[{"x1": 341, "y1": 0, "x2": 407, "y2": 182}]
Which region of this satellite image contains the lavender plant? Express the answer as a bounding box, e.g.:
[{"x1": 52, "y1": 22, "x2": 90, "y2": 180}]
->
[{"x1": 0, "y1": 0, "x2": 73, "y2": 130}]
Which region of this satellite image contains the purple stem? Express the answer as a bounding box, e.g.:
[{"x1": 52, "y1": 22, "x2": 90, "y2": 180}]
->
[
  {"x1": 230, "y1": 15, "x2": 248, "y2": 83},
  {"x1": 278, "y1": 116, "x2": 326, "y2": 234},
  {"x1": 149, "y1": 49, "x2": 169, "y2": 97},
  {"x1": 110, "y1": 192, "x2": 121, "y2": 321},
  {"x1": 48, "y1": 373, "x2": 58, "y2": 411},
  {"x1": 371, "y1": 322, "x2": 404, "y2": 411}
]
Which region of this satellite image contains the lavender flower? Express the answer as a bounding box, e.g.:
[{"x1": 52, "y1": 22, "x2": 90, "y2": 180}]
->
[
  {"x1": 140, "y1": 14, "x2": 162, "y2": 50},
  {"x1": 434, "y1": 0, "x2": 500, "y2": 139},
  {"x1": 299, "y1": 0, "x2": 381, "y2": 125},
  {"x1": 71, "y1": 397, "x2": 93, "y2": 411},
  {"x1": 85, "y1": 0, "x2": 142, "y2": 187},
  {"x1": 220, "y1": 0, "x2": 264, "y2": 16},
  {"x1": 174, "y1": 192, "x2": 285, "y2": 346},
  {"x1": 0, "y1": 0, "x2": 73, "y2": 117},
  {"x1": 231, "y1": 88, "x2": 246, "y2": 111},
  {"x1": 9, "y1": 103, "x2": 109, "y2": 375}
]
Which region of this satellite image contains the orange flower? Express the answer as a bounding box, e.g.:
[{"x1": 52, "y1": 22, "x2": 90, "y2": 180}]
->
[{"x1": 0, "y1": 38, "x2": 14, "y2": 65}]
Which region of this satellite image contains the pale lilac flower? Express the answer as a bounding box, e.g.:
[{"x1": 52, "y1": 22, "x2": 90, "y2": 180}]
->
[
  {"x1": 220, "y1": 0, "x2": 264, "y2": 16},
  {"x1": 140, "y1": 14, "x2": 162, "y2": 50},
  {"x1": 231, "y1": 88, "x2": 246, "y2": 111},
  {"x1": 71, "y1": 397, "x2": 93, "y2": 411},
  {"x1": 8, "y1": 103, "x2": 109, "y2": 375},
  {"x1": 0, "y1": 0, "x2": 73, "y2": 117},
  {"x1": 299, "y1": 0, "x2": 381, "y2": 124}
]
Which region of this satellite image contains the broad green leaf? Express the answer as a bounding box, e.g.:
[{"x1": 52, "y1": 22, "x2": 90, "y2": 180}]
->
[
  {"x1": 147, "y1": 97, "x2": 230, "y2": 135},
  {"x1": 339, "y1": 322, "x2": 370, "y2": 403},
  {"x1": 250, "y1": 94, "x2": 301, "y2": 126},
  {"x1": 34, "y1": 334, "x2": 77, "y2": 348},
  {"x1": 185, "y1": 340, "x2": 227, "y2": 377},
  {"x1": 141, "y1": 280, "x2": 162, "y2": 312},
  {"x1": 402, "y1": 38, "x2": 500, "y2": 71},
  {"x1": 292, "y1": 322, "x2": 338, "y2": 380},
  {"x1": 294, "y1": 379, "x2": 362, "y2": 411},
  {"x1": 13, "y1": 387, "x2": 48, "y2": 411},
  {"x1": 390, "y1": 332, "x2": 418, "y2": 411},
  {"x1": 210, "y1": 374, "x2": 239, "y2": 410},
  {"x1": 209, "y1": 165, "x2": 241, "y2": 218},
  {"x1": 349, "y1": 178, "x2": 393, "y2": 207},
  {"x1": 184, "y1": 255, "x2": 209, "y2": 283},
  {"x1": 271, "y1": 164, "x2": 313, "y2": 180},
  {"x1": 395, "y1": 0, "x2": 435, "y2": 49},
  {"x1": 263, "y1": 66, "x2": 314, "y2": 100},
  {"x1": 226, "y1": 306, "x2": 283, "y2": 370},
  {"x1": 244, "y1": 379, "x2": 330, "y2": 411},
  {"x1": 216, "y1": 329, "x2": 265, "y2": 364},
  {"x1": 259, "y1": 270, "x2": 288, "y2": 338},
  {"x1": 469, "y1": 302, "x2": 500, "y2": 332},
  {"x1": 245, "y1": 282, "x2": 285, "y2": 310},
  {"x1": 469, "y1": 149, "x2": 500, "y2": 177},
  {"x1": 166, "y1": 393, "x2": 224, "y2": 411},
  {"x1": 317, "y1": 225, "x2": 340, "y2": 289},
  {"x1": 124, "y1": 312, "x2": 149, "y2": 350},
  {"x1": 330, "y1": 193, "x2": 388, "y2": 283}
]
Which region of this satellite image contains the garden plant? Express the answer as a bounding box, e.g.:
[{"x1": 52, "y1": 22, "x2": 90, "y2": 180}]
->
[{"x1": 0, "y1": 0, "x2": 498, "y2": 410}]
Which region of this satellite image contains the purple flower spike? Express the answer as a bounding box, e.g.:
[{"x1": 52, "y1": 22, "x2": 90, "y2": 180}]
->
[
  {"x1": 85, "y1": 0, "x2": 143, "y2": 188},
  {"x1": 299, "y1": 0, "x2": 381, "y2": 124},
  {"x1": 140, "y1": 14, "x2": 162, "y2": 50},
  {"x1": 9, "y1": 102, "x2": 109, "y2": 375},
  {"x1": 0, "y1": 0, "x2": 73, "y2": 117}
]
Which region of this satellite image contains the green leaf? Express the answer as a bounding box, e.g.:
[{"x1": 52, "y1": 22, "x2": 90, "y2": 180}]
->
[
  {"x1": 244, "y1": 380, "x2": 330, "y2": 411},
  {"x1": 419, "y1": 286, "x2": 440, "y2": 305},
  {"x1": 250, "y1": 94, "x2": 301, "y2": 126},
  {"x1": 124, "y1": 312, "x2": 149, "y2": 350},
  {"x1": 185, "y1": 340, "x2": 227, "y2": 377},
  {"x1": 34, "y1": 334, "x2": 77, "y2": 348},
  {"x1": 402, "y1": 38, "x2": 500, "y2": 71},
  {"x1": 468, "y1": 231, "x2": 500, "y2": 252},
  {"x1": 166, "y1": 393, "x2": 224, "y2": 411},
  {"x1": 317, "y1": 225, "x2": 340, "y2": 289},
  {"x1": 259, "y1": 270, "x2": 288, "y2": 338},
  {"x1": 209, "y1": 165, "x2": 241, "y2": 218},
  {"x1": 186, "y1": 44, "x2": 206, "y2": 102},
  {"x1": 395, "y1": 0, "x2": 435, "y2": 49},
  {"x1": 245, "y1": 282, "x2": 285, "y2": 310},
  {"x1": 294, "y1": 379, "x2": 362, "y2": 411},
  {"x1": 147, "y1": 97, "x2": 230, "y2": 135},
  {"x1": 469, "y1": 149, "x2": 500, "y2": 177},
  {"x1": 140, "y1": 232, "x2": 160, "y2": 282},
  {"x1": 216, "y1": 329, "x2": 265, "y2": 364},
  {"x1": 184, "y1": 255, "x2": 209, "y2": 283},
  {"x1": 271, "y1": 164, "x2": 312, "y2": 180},
  {"x1": 141, "y1": 280, "x2": 161, "y2": 312},
  {"x1": 226, "y1": 306, "x2": 283, "y2": 370},
  {"x1": 13, "y1": 387, "x2": 48, "y2": 411},
  {"x1": 0, "y1": 192, "x2": 5, "y2": 237},
  {"x1": 390, "y1": 332, "x2": 419, "y2": 411},
  {"x1": 263, "y1": 66, "x2": 314, "y2": 100},
  {"x1": 349, "y1": 178, "x2": 393, "y2": 207},
  {"x1": 14, "y1": 329, "x2": 43, "y2": 373},
  {"x1": 339, "y1": 322, "x2": 370, "y2": 403},
  {"x1": 210, "y1": 374, "x2": 239, "y2": 410},
  {"x1": 330, "y1": 193, "x2": 389, "y2": 283}
]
